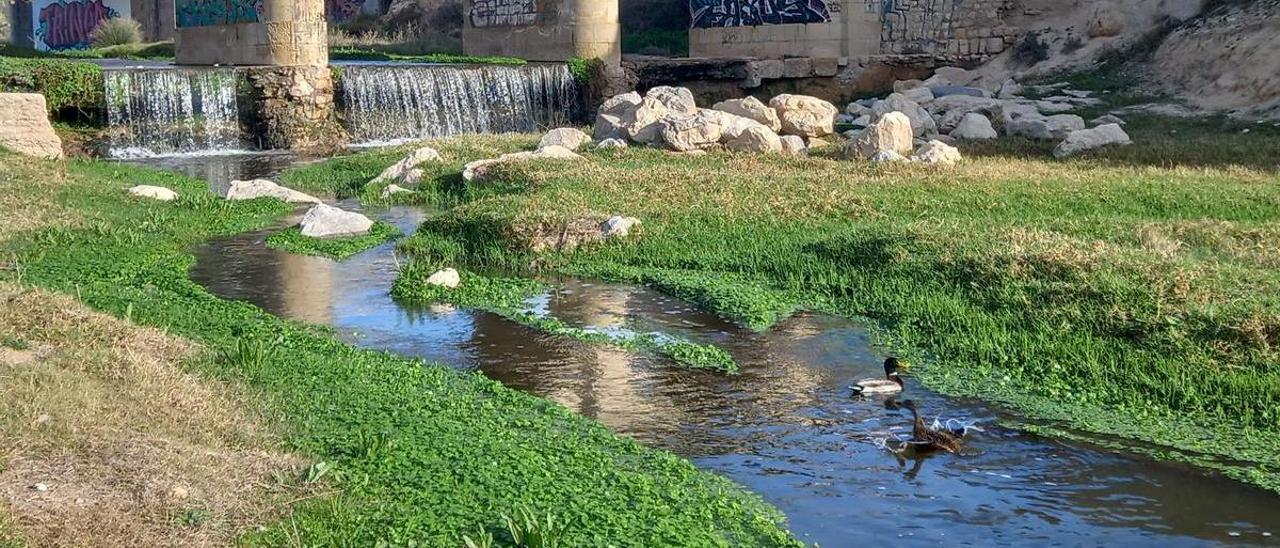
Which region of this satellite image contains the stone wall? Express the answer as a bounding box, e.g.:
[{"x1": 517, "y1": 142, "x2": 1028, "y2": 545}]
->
[
  {"x1": 175, "y1": 0, "x2": 327, "y2": 66},
  {"x1": 241, "y1": 66, "x2": 344, "y2": 151},
  {"x1": 461, "y1": 0, "x2": 620, "y2": 63},
  {"x1": 689, "y1": 0, "x2": 1016, "y2": 60},
  {"x1": 131, "y1": 0, "x2": 174, "y2": 41}
]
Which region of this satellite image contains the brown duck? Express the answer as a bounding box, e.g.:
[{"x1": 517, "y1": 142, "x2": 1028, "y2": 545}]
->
[{"x1": 899, "y1": 399, "x2": 964, "y2": 454}]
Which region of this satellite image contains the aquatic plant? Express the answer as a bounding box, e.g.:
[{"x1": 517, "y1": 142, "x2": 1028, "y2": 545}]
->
[{"x1": 265, "y1": 221, "x2": 400, "y2": 260}]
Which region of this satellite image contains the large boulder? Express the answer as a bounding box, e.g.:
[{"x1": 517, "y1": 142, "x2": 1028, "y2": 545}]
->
[
  {"x1": 0, "y1": 93, "x2": 63, "y2": 159},
  {"x1": 1052, "y1": 124, "x2": 1131, "y2": 158},
  {"x1": 1007, "y1": 114, "x2": 1086, "y2": 140},
  {"x1": 949, "y1": 113, "x2": 998, "y2": 140},
  {"x1": 843, "y1": 112, "x2": 913, "y2": 160},
  {"x1": 539, "y1": 127, "x2": 591, "y2": 151},
  {"x1": 462, "y1": 146, "x2": 583, "y2": 182},
  {"x1": 768, "y1": 94, "x2": 837, "y2": 138},
  {"x1": 900, "y1": 86, "x2": 935, "y2": 104},
  {"x1": 601, "y1": 215, "x2": 641, "y2": 238},
  {"x1": 299, "y1": 204, "x2": 374, "y2": 238},
  {"x1": 594, "y1": 92, "x2": 642, "y2": 141},
  {"x1": 224, "y1": 179, "x2": 321, "y2": 204},
  {"x1": 870, "y1": 93, "x2": 937, "y2": 136},
  {"x1": 711, "y1": 96, "x2": 782, "y2": 132},
  {"x1": 724, "y1": 124, "x2": 782, "y2": 153},
  {"x1": 627, "y1": 91, "x2": 698, "y2": 145},
  {"x1": 127, "y1": 185, "x2": 178, "y2": 201},
  {"x1": 371, "y1": 145, "x2": 442, "y2": 185},
  {"x1": 659, "y1": 110, "x2": 725, "y2": 152},
  {"x1": 912, "y1": 140, "x2": 963, "y2": 166},
  {"x1": 779, "y1": 135, "x2": 807, "y2": 156}
]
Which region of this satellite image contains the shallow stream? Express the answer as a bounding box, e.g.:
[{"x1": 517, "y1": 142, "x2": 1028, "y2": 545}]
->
[{"x1": 143, "y1": 154, "x2": 1280, "y2": 546}]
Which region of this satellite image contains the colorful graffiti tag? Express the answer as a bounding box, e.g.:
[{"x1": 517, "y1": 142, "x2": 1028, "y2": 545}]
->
[
  {"x1": 34, "y1": 0, "x2": 124, "y2": 50},
  {"x1": 176, "y1": 0, "x2": 263, "y2": 28},
  {"x1": 690, "y1": 0, "x2": 830, "y2": 28}
]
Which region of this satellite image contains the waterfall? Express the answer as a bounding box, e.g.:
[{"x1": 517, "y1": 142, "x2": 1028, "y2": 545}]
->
[
  {"x1": 103, "y1": 68, "x2": 245, "y2": 158},
  {"x1": 338, "y1": 63, "x2": 582, "y2": 145}
]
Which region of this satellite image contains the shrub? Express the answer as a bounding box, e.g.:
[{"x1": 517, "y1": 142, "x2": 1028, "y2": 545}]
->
[
  {"x1": 1013, "y1": 32, "x2": 1051, "y2": 65},
  {"x1": 90, "y1": 17, "x2": 143, "y2": 49}
]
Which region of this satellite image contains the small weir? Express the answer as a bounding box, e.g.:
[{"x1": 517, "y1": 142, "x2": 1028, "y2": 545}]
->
[
  {"x1": 103, "y1": 68, "x2": 245, "y2": 158},
  {"x1": 150, "y1": 153, "x2": 1280, "y2": 547},
  {"x1": 337, "y1": 63, "x2": 581, "y2": 145}
]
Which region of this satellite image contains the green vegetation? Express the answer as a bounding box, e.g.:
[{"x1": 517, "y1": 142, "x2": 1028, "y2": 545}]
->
[
  {"x1": 391, "y1": 264, "x2": 741, "y2": 373},
  {"x1": 0, "y1": 57, "x2": 103, "y2": 113},
  {"x1": 0, "y1": 42, "x2": 175, "y2": 61},
  {"x1": 265, "y1": 221, "x2": 400, "y2": 259},
  {"x1": 330, "y1": 47, "x2": 526, "y2": 65},
  {"x1": 90, "y1": 18, "x2": 144, "y2": 49},
  {"x1": 354, "y1": 116, "x2": 1280, "y2": 493},
  {"x1": 566, "y1": 57, "x2": 596, "y2": 86},
  {"x1": 0, "y1": 154, "x2": 797, "y2": 545}
]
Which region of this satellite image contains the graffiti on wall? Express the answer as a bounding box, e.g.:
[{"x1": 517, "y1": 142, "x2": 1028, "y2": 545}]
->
[
  {"x1": 176, "y1": 0, "x2": 262, "y2": 28},
  {"x1": 33, "y1": 0, "x2": 127, "y2": 50},
  {"x1": 690, "y1": 0, "x2": 830, "y2": 28},
  {"x1": 470, "y1": 0, "x2": 537, "y2": 28},
  {"x1": 880, "y1": 0, "x2": 956, "y2": 51},
  {"x1": 326, "y1": 0, "x2": 364, "y2": 23}
]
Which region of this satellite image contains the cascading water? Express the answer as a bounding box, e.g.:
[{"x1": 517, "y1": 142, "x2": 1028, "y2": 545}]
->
[
  {"x1": 338, "y1": 63, "x2": 581, "y2": 145},
  {"x1": 103, "y1": 68, "x2": 245, "y2": 158}
]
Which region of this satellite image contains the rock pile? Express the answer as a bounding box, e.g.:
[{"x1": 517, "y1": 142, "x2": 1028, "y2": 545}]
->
[{"x1": 593, "y1": 86, "x2": 837, "y2": 154}]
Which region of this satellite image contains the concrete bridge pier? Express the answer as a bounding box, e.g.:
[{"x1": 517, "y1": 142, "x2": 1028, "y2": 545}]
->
[
  {"x1": 175, "y1": 0, "x2": 343, "y2": 150},
  {"x1": 462, "y1": 0, "x2": 620, "y2": 64}
]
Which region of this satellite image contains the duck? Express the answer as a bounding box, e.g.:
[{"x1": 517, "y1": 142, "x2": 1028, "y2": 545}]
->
[
  {"x1": 898, "y1": 399, "x2": 964, "y2": 454},
  {"x1": 850, "y1": 357, "x2": 905, "y2": 396}
]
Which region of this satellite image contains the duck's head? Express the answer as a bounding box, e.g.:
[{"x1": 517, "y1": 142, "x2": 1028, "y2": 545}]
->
[{"x1": 884, "y1": 357, "x2": 905, "y2": 378}]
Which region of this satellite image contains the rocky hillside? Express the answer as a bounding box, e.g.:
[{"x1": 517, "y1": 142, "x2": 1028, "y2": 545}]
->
[{"x1": 1152, "y1": 0, "x2": 1280, "y2": 118}]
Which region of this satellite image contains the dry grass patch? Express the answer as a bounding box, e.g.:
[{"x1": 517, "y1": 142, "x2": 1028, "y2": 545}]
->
[
  {"x1": 0, "y1": 282, "x2": 305, "y2": 547},
  {"x1": 0, "y1": 156, "x2": 78, "y2": 245}
]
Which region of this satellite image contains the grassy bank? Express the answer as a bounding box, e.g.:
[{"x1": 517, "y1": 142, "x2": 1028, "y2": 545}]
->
[
  {"x1": 0, "y1": 154, "x2": 799, "y2": 545},
  {"x1": 355, "y1": 117, "x2": 1280, "y2": 492}
]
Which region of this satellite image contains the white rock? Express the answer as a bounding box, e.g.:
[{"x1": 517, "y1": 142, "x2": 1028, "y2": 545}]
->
[
  {"x1": 645, "y1": 86, "x2": 698, "y2": 113},
  {"x1": 1090, "y1": 114, "x2": 1127, "y2": 126},
  {"x1": 601, "y1": 215, "x2": 640, "y2": 238},
  {"x1": 371, "y1": 146, "x2": 442, "y2": 185},
  {"x1": 1036, "y1": 100, "x2": 1076, "y2": 114},
  {"x1": 128, "y1": 185, "x2": 178, "y2": 201},
  {"x1": 380, "y1": 184, "x2": 413, "y2": 198},
  {"x1": 0, "y1": 93, "x2": 63, "y2": 159},
  {"x1": 538, "y1": 128, "x2": 591, "y2": 151},
  {"x1": 850, "y1": 114, "x2": 871, "y2": 127},
  {"x1": 779, "y1": 135, "x2": 808, "y2": 156},
  {"x1": 911, "y1": 140, "x2": 963, "y2": 166},
  {"x1": 33, "y1": 483, "x2": 49, "y2": 492},
  {"x1": 870, "y1": 149, "x2": 908, "y2": 164},
  {"x1": 596, "y1": 138, "x2": 628, "y2": 149},
  {"x1": 593, "y1": 113, "x2": 629, "y2": 142},
  {"x1": 225, "y1": 179, "x2": 321, "y2": 204},
  {"x1": 844, "y1": 102, "x2": 871, "y2": 116},
  {"x1": 932, "y1": 66, "x2": 976, "y2": 87},
  {"x1": 426, "y1": 267, "x2": 461, "y2": 289},
  {"x1": 900, "y1": 86, "x2": 935, "y2": 104},
  {"x1": 711, "y1": 96, "x2": 782, "y2": 132},
  {"x1": 724, "y1": 124, "x2": 782, "y2": 153},
  {"x1": 660, "y1": 110, "x2": 725, "y2": 152},
  {"x1": 1008, "y1": 114, "x2": 1086, "y2": 140},
  {"x1": 949, "y1": 113, "x2": 998, "y2": 140},
  {"x1": 462, "y1": 146, "x2": 583, "y2": 182},
  {"x1": 598, "y1": 91, "x2": 642, "y2": 117},
  {"x1": 871, "y1": 93, "x2": 937, "y2": 136},
  {"x1": 769, "y1": 94, "x2": 838, "y2": 138},
  {"x1": 843, "y1": 111, "x2": 914, "y2": 160},
  {"x1": 1052, "y1": 124, "x2": 1131, "y2": 158},
  {"x1": 997, "y1": 79, "x2": 1024, "y2": 99},
  {"x1": 299, "y1": 204, "x2": 374, "y2": 238}
]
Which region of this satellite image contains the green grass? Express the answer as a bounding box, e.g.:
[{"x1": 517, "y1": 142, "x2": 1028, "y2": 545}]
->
[
  {"x1": 364, "y1": 116, "x2": 1280, "y2": 493},
  {"x1": 265, "y1": 221, "x2": 400, "y2": 260},
  {"x1": 0, "y1": 154, "x2": 799, "y2": 546},
  {"x1": 0, "y1": 42, "x2": 175, "y2": 60}
]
